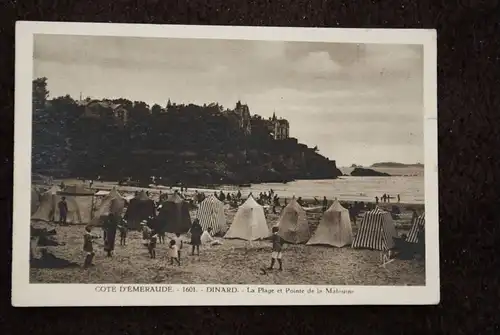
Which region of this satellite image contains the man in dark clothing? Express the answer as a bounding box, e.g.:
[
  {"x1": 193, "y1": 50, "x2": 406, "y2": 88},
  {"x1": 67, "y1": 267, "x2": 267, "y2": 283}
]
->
[
  {"x1": 58, "y1": 197, "x2": 68, "y2": 225},
  {"x1": 322, "y1": 196, "x2": 328, "y2": 212},
  {"x1": 103, "y1": 213, "x2": 118, "y2": 257}
]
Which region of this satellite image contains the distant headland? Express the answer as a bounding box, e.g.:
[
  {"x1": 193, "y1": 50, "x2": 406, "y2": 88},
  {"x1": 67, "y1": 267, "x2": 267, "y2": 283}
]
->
[{"x1": 370, "y1": 162, "x2": 424, "y2": 168}]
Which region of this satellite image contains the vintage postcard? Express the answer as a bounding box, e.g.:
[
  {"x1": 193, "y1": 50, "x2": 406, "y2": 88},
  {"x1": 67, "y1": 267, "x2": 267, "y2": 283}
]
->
[{"x1": 13, "y1": 22, "x2": 438, "y2": 306}]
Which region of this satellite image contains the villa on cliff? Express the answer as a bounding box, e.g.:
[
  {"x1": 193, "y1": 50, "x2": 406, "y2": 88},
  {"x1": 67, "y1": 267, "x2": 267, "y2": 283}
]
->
[
  {"x1": 267, "y1": 112, "x2": 290, "y2": 140},
  {"x1": 78, "y1": 99, "x2": 129, "y2": 126},
  {"x1": 228, "y1": 101, "x2": 290, "y2": 140}
]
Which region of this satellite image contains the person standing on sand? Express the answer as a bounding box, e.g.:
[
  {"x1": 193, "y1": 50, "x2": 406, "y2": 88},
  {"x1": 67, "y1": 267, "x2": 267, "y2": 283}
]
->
[
  {"x1": 83, "y1": 225, "x2": 100, "y2": 268},
  {"x1": 190, "y1": 219, "x2": 203, "y2": 256},
  {"x1": 103, "y1": 213, "x2": 118, "y2": 257},
  {"x1": 268, "y1": 226, "x2": 283, "y2": 271},
  {"x1": 58, "y1": 197, "x2": 68, "y2": 225},
  {"x1": 169, "y1": 240, "x2": 181, "y2": 266},
  {"x1": 118, "y1": 219, "x2": 128, "y2": 246},
  {"x1": 322, "y1": 196, "x2": 328, "y2": 212},
  {"x1": 174, "y1": 233, "x2": 183, "y2": 261},
  {"x1": 397, "y1": 194, "x2": 401, "y2": 203},
  {"x1": 148, "y1": 231, "x2": 158, "y2": 259}
]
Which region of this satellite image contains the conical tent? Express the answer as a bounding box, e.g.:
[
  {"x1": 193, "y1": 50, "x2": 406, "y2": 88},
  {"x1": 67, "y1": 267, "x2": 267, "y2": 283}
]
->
[
  {"x1": 277, "y1": 197, "x2": 310, "y2": 244},
  {"x1": 406, "y1": 213, "x2": 425, "y2": 243},
  {"x1": 53, "y1": 185, "x2": 95, "y2": 224},
  {"x1": 307, "y1": 200, "x2": 353, "y2": 247},
  {"x1": 224, "y1": 196, "x2": 270, "y2": 241},
  {"x1": 90, "y1": 188, "x2": 126, "y2": 226},
  {"x1": 124, "y1": 190, "x2": 156, "y2": 230},
  {"x1": 196, "y1": 195, "x2": 227, "y2": 235},
  {"x1": 157, "y1": 192, "x2": 192, "y2": 234},
  {"x1": 31, "y1": 186, "x2": 61, "y2": 221},
  {"x1": 352, "y1": 207, "x2": 398, "y2": 250}
]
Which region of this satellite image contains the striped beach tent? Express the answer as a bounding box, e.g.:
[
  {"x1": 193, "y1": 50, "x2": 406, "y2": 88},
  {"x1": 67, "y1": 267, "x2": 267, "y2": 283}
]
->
[
  {"x1": 406, "y1": 212, "x2": 425, "y2": 243},
  {"x1": 224, "y1": 195, "x2": 270, "y2": 241},
  {"x1": 352, "y1": 207, "x2": 398, "y2": 250},
  {"x1": 277, "y1": 197, "x2": 310, "y2": 244},
  {"x1": 307, "y1": 199, "x2": 353, "y2": 247},
  {"x1": 196, "y1": 195, "x2": 228, "y2": 235}
]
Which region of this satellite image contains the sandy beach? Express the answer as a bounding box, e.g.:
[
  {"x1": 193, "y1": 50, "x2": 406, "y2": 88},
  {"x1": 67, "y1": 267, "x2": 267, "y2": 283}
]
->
[{"x1": 30, "y1": 184, "x2": 425, "y2": 285}]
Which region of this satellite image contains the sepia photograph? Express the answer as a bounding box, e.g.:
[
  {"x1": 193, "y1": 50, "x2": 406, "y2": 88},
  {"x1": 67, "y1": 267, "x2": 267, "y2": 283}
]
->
[{"x1": 13, "y1": 23, "x2": 438, "y2": 306}]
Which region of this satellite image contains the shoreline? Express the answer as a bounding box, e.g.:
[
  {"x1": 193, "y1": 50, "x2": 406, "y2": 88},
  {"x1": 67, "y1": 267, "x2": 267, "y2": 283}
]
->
[{"x1": 41, "y1": 178, "x2": 425, "y2": 211}]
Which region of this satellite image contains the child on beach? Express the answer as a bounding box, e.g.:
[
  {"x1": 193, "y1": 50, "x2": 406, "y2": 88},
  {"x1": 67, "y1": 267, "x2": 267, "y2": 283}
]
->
[
  {"x1": 190, "y1": 219, "x2": 203, "y2": 256},
  {"x1": 268, "y1": 226, "x2": 284, "y2": 271},
  {"x1": 169, "y1": 240, "x2": 181, "y2": 266},
  {"x1": 174, "y1": 233, "x2": 183, "y2": 260},
  {"x1": 158, "y1": 227, "x2": 166, "y2": 244},
  {"x1": 118, "y1": 221, "x2": 128, "y2": 246},
  {"x1": 148, "y1": 231, "x2": 158, "y2": 259},
  {"x1": 83, "y1": 225, "x2": 100, "y2": 268},
  {"x1": 141, "y1": 221, "x2": 152, "y2": 241}
]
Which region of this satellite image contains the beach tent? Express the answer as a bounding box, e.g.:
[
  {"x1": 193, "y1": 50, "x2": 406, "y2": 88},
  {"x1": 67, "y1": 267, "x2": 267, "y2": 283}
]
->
[
  {"x1": 307, "y1": 199, "x2": 353, "y2": 247},
  {"x1": 277, "y1": 197, "x2": 310, "y2": 244},
  {"x1": 124, "y1": 190, "x2": 156, "y2": 230},
  {"x1": 157, "y1": 192, "x2": 192, "y2": 234},
  {"x1": 406, "y1": 213, "x2": 425, "y2": 243},
  {"x1": 224, "y1": 195, "x2": 270, "y2": 241},
  {"x1": 31, "y1": 187, "x2": 41, "y2": 215},
  {"x1": 31, "y1": 186, "x2": 61, "y2": 221},
  {"x1": 196, "y1": 195, "x2": 228, "y2": 236},
  {"x1": 90, "y1": 188, "x2": 126, "y2": 226},
  {"x1": 53, "y1": 185, "x2": 95, "y2": 224},
  {"x1": 352, "y1": 207, "x2": 398, "y2": 250}
]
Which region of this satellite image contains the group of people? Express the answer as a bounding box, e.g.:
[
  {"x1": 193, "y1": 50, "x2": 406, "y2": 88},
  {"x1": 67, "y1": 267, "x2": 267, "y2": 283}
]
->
[
  {"x1": 375, "y1": 194, "x2": 401, "y2": 204},
  {"x1": 82, "y1": 212, "x2": 207, "y2": 269}
]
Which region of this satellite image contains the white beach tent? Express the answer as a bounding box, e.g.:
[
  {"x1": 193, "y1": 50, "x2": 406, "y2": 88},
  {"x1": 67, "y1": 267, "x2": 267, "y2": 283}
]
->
[
  {"x1": 224, "y1": 195, "x2": 270, "y2": 241},
  {"x1": 351, "y1": 207, "x2": 398, "y2": 251},
  {"x1": 277, "y1": 197, "x2": 310, "y2": 244},
  {"x1": 196, "y1": 194, "x2": 228, "y2": 235},
  {"x1": 90, "y1": 188, "x2": 126, "y2": 226},
  {"x1": 53, "y1": 185, "x2": 96, "y2": 224},
  {"x1": 406, "y1": 212, "x2": 425, "y2": 243},
  {"x1": 307, "y1": 199, "x2": 353, "y2": 247},
  {"x1": 31, "y1": 185, "x2": 61, "y2": 221}
]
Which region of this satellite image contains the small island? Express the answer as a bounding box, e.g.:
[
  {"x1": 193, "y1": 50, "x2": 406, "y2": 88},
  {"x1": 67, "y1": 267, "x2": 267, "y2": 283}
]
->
[{"x1": 350, "y1": 167, "x2": 391, "y2": 177}]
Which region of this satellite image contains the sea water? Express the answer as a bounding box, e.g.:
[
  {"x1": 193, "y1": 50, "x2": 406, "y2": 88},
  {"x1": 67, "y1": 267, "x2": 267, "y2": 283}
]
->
[{"x1": 234, "y1": 176, "x2": 425, "y2": 204}]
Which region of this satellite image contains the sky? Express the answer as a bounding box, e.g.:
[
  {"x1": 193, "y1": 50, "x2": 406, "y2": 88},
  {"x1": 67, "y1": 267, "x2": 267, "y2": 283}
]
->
[{"x1": 33, "y1": 34, "x2": 424, "y2": 167}]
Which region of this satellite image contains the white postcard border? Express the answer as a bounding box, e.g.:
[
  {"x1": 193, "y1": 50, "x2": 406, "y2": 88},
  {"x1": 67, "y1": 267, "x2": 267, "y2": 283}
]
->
[{"x1": 12, "y1": 22, "x2": 439, "y2": 306}]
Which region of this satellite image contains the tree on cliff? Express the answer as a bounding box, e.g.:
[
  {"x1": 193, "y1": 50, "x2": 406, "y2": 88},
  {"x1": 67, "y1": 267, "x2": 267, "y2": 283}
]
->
[{"x1": 32, "y1": 77, "x2": 342, "y2": 183}]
